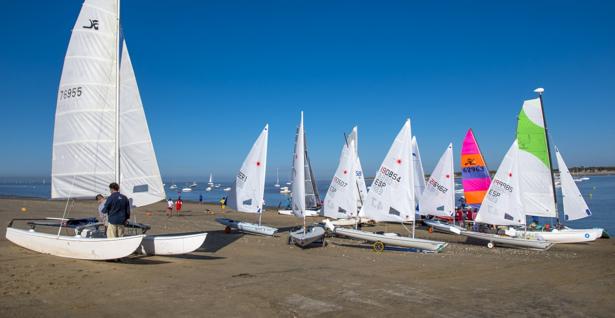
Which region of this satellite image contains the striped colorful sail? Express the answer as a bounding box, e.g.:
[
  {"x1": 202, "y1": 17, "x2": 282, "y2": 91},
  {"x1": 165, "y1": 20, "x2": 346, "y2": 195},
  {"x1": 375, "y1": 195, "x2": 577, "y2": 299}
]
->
[{"x1": 460, "y1": 129, "x2": 491, "y2": 208}]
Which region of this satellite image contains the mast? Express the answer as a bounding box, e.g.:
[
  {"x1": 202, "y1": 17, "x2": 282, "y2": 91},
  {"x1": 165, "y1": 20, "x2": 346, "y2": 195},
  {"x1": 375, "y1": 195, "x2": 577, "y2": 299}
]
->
[
  {"x1": 114, "y1": 0, "x2": 121, "y2": 184},
  {"x1": 534, "y1": 87, "x2": 559, "y2": 224}
]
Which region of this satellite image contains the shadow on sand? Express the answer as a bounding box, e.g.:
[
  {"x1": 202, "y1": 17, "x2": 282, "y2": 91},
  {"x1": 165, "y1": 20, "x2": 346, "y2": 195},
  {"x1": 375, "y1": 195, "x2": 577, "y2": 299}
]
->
[{"x1": 199, "y1": 230, "x2": 244, "y2": 253}]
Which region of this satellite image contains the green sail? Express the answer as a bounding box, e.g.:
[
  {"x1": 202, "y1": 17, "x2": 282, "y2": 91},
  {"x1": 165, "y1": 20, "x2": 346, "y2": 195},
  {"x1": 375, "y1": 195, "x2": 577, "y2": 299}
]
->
[{"x1": 516, "y1": 99, "x2": 550, "y2": 168}]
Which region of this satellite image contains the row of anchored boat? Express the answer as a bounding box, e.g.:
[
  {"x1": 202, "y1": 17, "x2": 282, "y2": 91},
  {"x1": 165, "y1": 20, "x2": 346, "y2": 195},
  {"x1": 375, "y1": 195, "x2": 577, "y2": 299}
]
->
[{"x1": 5, "y1": 0, "x2": 606, "y2": 261}]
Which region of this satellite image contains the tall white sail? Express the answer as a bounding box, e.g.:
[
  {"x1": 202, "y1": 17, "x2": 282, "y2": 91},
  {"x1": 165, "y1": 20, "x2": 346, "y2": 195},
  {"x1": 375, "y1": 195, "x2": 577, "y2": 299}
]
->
[
  {"x1": 291, "y1": 112, "x2": 307, "y2": 217},
  {"x1": 52, "y1": 0, "x2": 119, "y2": 199},
  {"x1": 347, "y1": 127, "x2": 368, "y2": 204},
  {"x1": 411, "y1": 136, "x2": 426, "y2": 206},
  {"x1": 323, "y1": 140, "x2": 358, "y2": 219},
  {"x1": 555, "y1": 147, "x2": 592, "y2": 221},
  {"x1": 419, "y1": 143, "x2": 455, "y2": 218},
  {"x1": 475, "y1": 140, "x2": 525, "y2": 226},
  {"x1": 516, "y1": 98, "x2": 557, "y2": 217},
  {"x1": 303, "y1": 133, "x2": 321, "y2": 209},
  {"x1": 360, "y1": 119, "x2": 415, "y2": 223},
  {"x1": 119, "y1": 41, "x2": 165, "y2": 207},
  {"x1": 227, "y1": 125, "x2": 269, "y2": 213}
]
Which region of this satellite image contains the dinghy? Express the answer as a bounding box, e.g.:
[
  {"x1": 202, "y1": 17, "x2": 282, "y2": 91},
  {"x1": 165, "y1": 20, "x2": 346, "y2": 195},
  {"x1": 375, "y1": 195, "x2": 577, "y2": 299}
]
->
[
  {"x1": 462, "y1": 140, "x2": 553, "y2": 250},
  {"x1": 287, "y1": 112, "x2": 325, "y2": 247},
  {"x1": 323, "y1": 134, "x2": 360, "y2": 222},
  {"x1": 509, "y1": 91, "x2": 600, "y2": 243},
  {"x1": 5, "y1": 0, "x2": 206, "y2": 260},
  {"x1": 216, "y1": 125, "x2": 278, "y2": 236},
  {"x1": 138, "y1": 232, "x2": 208, "y2": 256},
  {"x1": 335, "y1": 119, "x2": 447, "y2": 251},
  {"x1": 324, "y1": 220, "x2": 447, "y2": 252},
  {"x1": 418, "y1": 143, "x2": 456, "y2": 224},
  {"x1": 278, "y1": 112, "x2": 323, "y2": 217}
]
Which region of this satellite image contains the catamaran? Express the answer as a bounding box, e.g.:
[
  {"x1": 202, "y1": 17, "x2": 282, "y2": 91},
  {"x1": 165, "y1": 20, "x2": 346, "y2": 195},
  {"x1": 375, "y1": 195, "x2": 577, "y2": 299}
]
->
[
  {"x1": 278, "y1": 112, "x2": 322, "y2": 217},
  {"x1": 216, "y1": 125, "x2": 278, "y2": 236},
  {"x1": 327, "y1": 120, "x2": 447, "y2": 252},
  {"x1": 6, "y1": 0, "x2": 206, "y2": 259},
  {"x1": 286, "y1": 112, "x2": 326, "y2": 247}
]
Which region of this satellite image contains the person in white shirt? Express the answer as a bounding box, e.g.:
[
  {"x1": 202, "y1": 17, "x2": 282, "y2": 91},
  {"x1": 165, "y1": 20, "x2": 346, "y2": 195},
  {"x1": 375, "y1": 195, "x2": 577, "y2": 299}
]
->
[{"x1": 167, "y1": 198, "x2": 174, "y2": 216}]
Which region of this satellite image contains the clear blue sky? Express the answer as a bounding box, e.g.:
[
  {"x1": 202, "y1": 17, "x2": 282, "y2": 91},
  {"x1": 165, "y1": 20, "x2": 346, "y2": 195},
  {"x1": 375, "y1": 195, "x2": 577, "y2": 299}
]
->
[{"x1": 1, "y1": 0, "x2": 614, "y2": 181}]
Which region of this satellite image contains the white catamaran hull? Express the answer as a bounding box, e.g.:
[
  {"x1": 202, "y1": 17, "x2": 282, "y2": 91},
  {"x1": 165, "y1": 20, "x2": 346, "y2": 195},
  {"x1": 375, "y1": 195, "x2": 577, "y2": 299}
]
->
[
  {"x1": 327, "y1": 224, "x2": 447, "y2": 252},
  {"x1": 327, "y1": 218, "x2": 375, "y2": 227},
  {"x1": 216, "y1": 218, "x2": 278, "y2": 236},
  {"x1": 460, "y1": 230, "x2": 552, "y2": 250},
  {"x1": 6, "y1": 227, "x2": 144, "y2": 260},
  {"x1": 289, "y1": 226, "x2": 325, "y2": 247},
  {"x1": 137, "y1": 232, "x2": 208, "y2": 256},
  {"x1": 562, "y1": 227, "x2": 605, "y2": 239}
]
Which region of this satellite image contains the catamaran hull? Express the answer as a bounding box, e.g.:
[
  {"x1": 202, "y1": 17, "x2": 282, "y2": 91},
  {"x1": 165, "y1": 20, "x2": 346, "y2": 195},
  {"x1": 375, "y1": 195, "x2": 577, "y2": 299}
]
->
[
  {"x1": 423, "y1": 219, "x2": 465, "y2": 234},
  {"x1": 216, "y1": 218, "x2": 278, "y2": 236},
  {"x1": 6, "y1": 227, "x2": 144, "y2": 260},
  {"x1": 460, "y1": 230, "x2": 552, "y2": 250},
  {"x1": 562, "y1": 227, "x2": 606, "y2": 239},
  {"x1": 278, "y1": 209, "x2": 320, "y2": 217},
  {"x1": 137, "y1": 232, "x2": 207, "y2": 256},
  {"x1": 289, "y1": 226, "x2": 325, "y2": 247},
  {"x1": 333, "y1": 227, "x2": 448, "y2": 252}
]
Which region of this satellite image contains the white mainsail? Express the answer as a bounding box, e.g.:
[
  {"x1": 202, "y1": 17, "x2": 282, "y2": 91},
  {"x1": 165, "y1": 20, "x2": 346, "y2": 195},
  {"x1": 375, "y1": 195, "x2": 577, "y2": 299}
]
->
[
  {"x1": 119, "y1": 41, "x2": 165, "y2": 207},
  {"x1": 323, "y1": 140, "x2": 359, "y2": 219},
  {"x1": 52, "y1": 0, "x2": 119, "y2": 199},
  {"x1": 411, "y1": 136, "x2": 426, "y2": 206},
  {"x1": 475, "y1": 140, "x2": 525, "y2": 226},
  {"x1": 208, "y1": 173, "x2": 214, "y2": 186},
  {"x1": 360, "y1": 119, "x2": 415, "y2": 223},
  {"x1": 517, "y1": 98, "x2": 557, "y2": 217},
  {"x1": 303, "y1": 132, "x2": 321, "y2": 210},
  {"x1": 347, "y1": 127, "x2": 368, "y2": 205},
  {"x1": 419, "y1": 143, "x2": 455, "y2": 218},
  {"x1": 291, "y1": 112, "x2": 307, "y2": 217},
  {"x1": 555, "y1": 147, "x2": 592, "y2": 221},
  {"x1": 226, "y1": 125, "x2": 269, "y2": 213}
]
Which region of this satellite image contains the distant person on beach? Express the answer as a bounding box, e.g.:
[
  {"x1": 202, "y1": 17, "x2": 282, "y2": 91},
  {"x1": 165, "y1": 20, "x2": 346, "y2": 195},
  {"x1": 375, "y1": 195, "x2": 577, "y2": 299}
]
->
[
  {"x1": 102, "y1": 182, "x2": 130, "y2": 238},
  {"x1": 199, "y1": 193, "x2": 203, "y2": 205},
  {"x1": 175, "y1": 198, "x2": 183, "y2": 215},
  {"x1": 95, "y1": 194, "x2": 107, "y2": 225},
  {"x1": 167, "y1": 198, "x2": 173, "y2": 216}
]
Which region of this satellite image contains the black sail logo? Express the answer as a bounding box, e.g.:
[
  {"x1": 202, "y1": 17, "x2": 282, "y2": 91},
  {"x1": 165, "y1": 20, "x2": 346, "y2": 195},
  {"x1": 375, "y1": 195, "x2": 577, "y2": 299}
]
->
[{"x1": 83, "y1": 19, "x2": 99, "y2": 30}]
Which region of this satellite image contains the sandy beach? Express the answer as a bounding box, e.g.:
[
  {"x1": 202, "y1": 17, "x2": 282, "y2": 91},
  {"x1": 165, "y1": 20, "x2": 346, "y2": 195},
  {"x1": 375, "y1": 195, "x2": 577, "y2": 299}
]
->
[{"x1": 1, "y1": 197, "x2": 614, "y2": 317}]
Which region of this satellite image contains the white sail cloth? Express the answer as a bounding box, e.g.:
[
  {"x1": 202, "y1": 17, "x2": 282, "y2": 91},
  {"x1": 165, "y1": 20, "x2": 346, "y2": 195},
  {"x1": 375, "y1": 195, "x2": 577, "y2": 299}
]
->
[
  {"x1": 360, "y1": 119, "x2": 415, "y2": 223},
  {"x1": 411, "y1": 136, "x2": 426, "y2": 206},
  {"x1": 475, "y1": 140, "x2": 525, "y2": 226},
  {"x1": 555, "y1": 148, "x2": 592, "y2": 221},
  {"x1": 323, "y1": 140, "x2": 359, "y2": 219},
  {"x1": 226, "y1": 125, "x2": 269, "y2": 213},
  {"x1": 291, "y1": 112, "x2": 307, "y2": 218},
  {"x1": 51, "y1": 0, "x2": 164, "y2": 207},
  {"x1": 347, "y1": 127, "x2": 368, "y2": 205},
  {"x1": 419, "y1": 143, "x2": 455, "y2": 218}
]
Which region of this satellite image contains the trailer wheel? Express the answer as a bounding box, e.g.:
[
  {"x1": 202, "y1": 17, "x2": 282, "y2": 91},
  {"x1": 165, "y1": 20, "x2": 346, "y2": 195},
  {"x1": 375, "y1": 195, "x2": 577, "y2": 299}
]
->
[
  {"x1": 487, "y1": 241, "x2": 494, "y2": 249},
  {"x1": 428, "y1": 227, "x2": 433, "y2": 234},
  {"x1": 373, "y1": 241, "x2": 385, "y2": 252},
  {"x1": 224, "y1": 226, "x2": 231, "y2": 234}
]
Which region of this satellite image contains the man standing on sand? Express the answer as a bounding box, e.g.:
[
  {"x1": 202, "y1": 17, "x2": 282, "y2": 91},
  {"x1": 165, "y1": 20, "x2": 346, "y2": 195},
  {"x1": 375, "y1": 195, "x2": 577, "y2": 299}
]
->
[{"x1": 102, "y1": 182, "x2": 130, "y2": 238}]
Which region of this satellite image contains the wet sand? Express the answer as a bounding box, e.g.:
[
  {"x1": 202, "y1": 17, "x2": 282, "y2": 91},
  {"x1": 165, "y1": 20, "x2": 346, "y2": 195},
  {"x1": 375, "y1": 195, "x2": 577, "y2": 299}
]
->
[{"x1": 1, "y1": 197, "x2": 614, "y2": 317}]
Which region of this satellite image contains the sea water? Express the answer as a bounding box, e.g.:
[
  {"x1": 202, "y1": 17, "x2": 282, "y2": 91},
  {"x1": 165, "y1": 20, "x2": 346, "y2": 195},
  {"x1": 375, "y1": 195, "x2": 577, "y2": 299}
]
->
[{"x1": 1, "y1": 175, "x2": 613, "y2": 234}]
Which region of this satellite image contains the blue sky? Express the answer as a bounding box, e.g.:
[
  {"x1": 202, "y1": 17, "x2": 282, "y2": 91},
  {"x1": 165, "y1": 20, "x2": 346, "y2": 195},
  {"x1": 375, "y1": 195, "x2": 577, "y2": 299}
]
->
[{"x1": 0, "y1": 0, "x2": 614, "y2": 181}]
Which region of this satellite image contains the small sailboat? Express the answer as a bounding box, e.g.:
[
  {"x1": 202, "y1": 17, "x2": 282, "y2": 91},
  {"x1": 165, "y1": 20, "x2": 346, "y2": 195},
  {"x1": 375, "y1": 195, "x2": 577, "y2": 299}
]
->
[
  {"x1": 509, "y1": 90, "x2": 600, "y2": 243},
  {"x1": 420, "y1": 144, "x2": 463, "y2": 234},
  {"x1": 279, "y1": 112, "x2": 322, "y2": 217},
  {"x1": 460, "y1": 140, "x2": 553, "y2": 250},
  {"x1": 274, "y1": 168, "x2": 281, "y2": 188},
  {"x1": 207, "y1": 173, "x2": 214, "y2": 187},
  {"x1": 460, "y1": 129, "x2": 491, "y2": 213},
  {"x1": 330, "y1": 120, "x2": 447, "y2": 252},
  {"x1": 189, "y1": 181, "x2": 197, "y2": 188},
  {"x1": 6, "y1": 0, "x2": 206, "y2": 259},
  {"x1": 181, "y1": 187, "x2": 192, "y2": 192},
  {"x1": 216, "y1": 124, "x2": 278, "y2": 236},
  {"x1": 169, "y1": 184, "x2": 178, "y2": 190},
  {"x1": 287, "y1": 112, "x2": 325, "y2": 247}
]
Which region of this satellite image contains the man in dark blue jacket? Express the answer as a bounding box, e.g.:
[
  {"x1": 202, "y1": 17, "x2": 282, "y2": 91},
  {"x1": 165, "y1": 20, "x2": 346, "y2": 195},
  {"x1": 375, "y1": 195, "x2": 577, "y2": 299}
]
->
[{"x1": 102, "y1": 182, "x2": 131, "y2": 238}]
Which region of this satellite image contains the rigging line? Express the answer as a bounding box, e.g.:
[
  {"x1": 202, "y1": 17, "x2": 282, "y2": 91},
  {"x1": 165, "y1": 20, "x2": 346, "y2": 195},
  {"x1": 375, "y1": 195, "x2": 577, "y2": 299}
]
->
[{"x1": 57, "y1": 173, "x2": 78, "y2": 237}]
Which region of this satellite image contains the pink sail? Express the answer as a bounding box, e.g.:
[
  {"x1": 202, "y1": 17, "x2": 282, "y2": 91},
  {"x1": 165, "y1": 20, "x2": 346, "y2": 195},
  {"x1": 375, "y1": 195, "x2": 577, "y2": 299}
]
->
[{"x1": 460, "y1": 129, "x2": 491, "y2": 209}]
